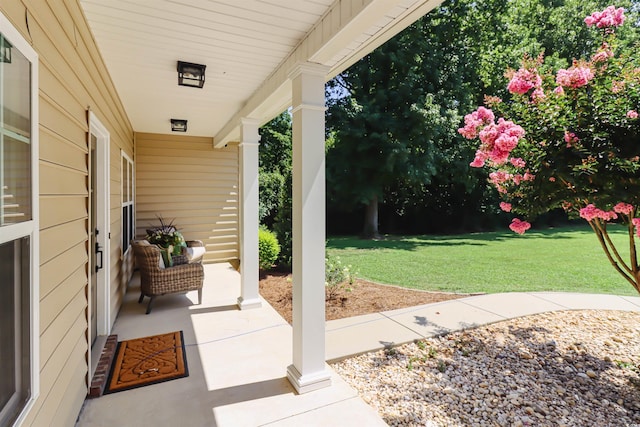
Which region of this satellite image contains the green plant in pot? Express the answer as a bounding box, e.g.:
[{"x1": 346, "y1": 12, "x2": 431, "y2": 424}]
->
[{"x1": 146, "y1": 217, "x2": 186, "y2": 266}]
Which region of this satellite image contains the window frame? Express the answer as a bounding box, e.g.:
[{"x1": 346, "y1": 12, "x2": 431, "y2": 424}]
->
[
  {"x1": 121, "y1": 150, "x2": 134, "y2": 255},
  {"x1": 0, "y1": 11, "x2": 40, "y2": 426}
]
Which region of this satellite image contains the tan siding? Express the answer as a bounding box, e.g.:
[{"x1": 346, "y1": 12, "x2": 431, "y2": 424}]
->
[
  {"x1": 40, "y1": 242, "x2": 87, "y2": 299},
  {"x1": 40, "y1": 128, "x2": 87, "y2": 172},
  {"x1": 136, "y1": 133, "x2": 239, "y2": 262},
  {"x1": 1, "y1": 0, "x2": 134, "y2": 425},
  {"x1": 40, "y1": 266, "x2": 86, "y2": 333},
  {"x1": 40, "y1": 196, "x2": 87, "y2": 229}
]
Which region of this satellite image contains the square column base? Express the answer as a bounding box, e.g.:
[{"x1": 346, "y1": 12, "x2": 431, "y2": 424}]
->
[
  {"x1": 237, "y1": 296, "x2": 262, "y2": 310},
  {"x1": 286, "y1": 364, "x2": 332, "y2": 394}
]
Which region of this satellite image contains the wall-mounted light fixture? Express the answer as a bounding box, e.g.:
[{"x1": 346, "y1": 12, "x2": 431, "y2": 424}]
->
[
  {"x1": 177, "y1": 61, "x2": 206, "y2": 88},
  {"x1": 0, "y1": 35, "x2": 12, "y2": 63},
  {"x1": 170, "y1": 119, "x2": 188, "y2": 132}
]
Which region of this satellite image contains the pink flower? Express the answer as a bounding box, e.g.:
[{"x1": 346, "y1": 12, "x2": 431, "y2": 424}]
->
[
  {"x1": 553, "y1": 86, "x2": 565, "y2": 95},
  {"x1": 507, "y1": 67, "x2": 542, "y2": 95},
  {"x1": 556, "y1": 66, "x2": 594, "y2": 89},
  {"x1": 531, "y1": 88, "x2": 546, "y2": 102},
  {"x1": 584, "y1": 6, "x2": 626, "y2": 28},
  {"x1": 510, "y1": 157, "x2": 526, "y2": 168},
  {"x1": 592, "y1": 44, "x2": 614, "y2": 63},
  {"x1": 612, "y1": 80, "x2": 625, "y2": 93},
  {"x1": 500, "y1": 202, "x2": 512, "y2": 212},
  {"x1": 633, "y1": 218, "x2": 640, "y2": 237},
  {"x1": 475, "y1": 118, "x2": 525, "y2": 165},
  {"x1": 564, "y1": 131, "x2": 579, "y2": 147},
  {"x1": 459, "y1": 107, "x2": 495, "y2": 140},
  {"x1": 509, "y1": 218, "x2": 531, "y2": 235},
  {"x1": 614, "y1": 202, "x2": 634, "y2": 216},
  {"x1": 627, "y1": 110, "x2": 638, "y2": 119},
  {"x1": 579, "y1": 204, "x2": 618, "y2": 222}
]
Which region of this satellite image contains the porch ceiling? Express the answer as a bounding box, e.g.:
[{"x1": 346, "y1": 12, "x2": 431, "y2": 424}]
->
[{"x1": 79, "y1": 0, "x2": 442, "y2": 145}]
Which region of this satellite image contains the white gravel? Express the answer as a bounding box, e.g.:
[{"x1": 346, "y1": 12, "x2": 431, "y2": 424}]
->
[{"x1": 332, "y1": 310, "x2": 640, "y2": 427}]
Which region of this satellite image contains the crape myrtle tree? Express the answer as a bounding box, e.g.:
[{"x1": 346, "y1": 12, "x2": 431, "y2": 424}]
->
[{"x1": 460, "y1": 5, "x2": 640, "y2": 292}]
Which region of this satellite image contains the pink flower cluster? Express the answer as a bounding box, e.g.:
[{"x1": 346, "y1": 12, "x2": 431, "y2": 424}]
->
[
  {"x1": 627, "y1": 110, "x2": 638, "y2": 119},
  {"x1": 633, "y1": 218, "x2": 640, "y2": 237},
  {"x1": 592, "y1": 48, "x2": 614, "y2": 63},
  {"x1": 584, "y1": 6, "x2": 625, "y2": 28},
  {"x1": 614, "y1": 202, "x2": 634, "y2": 215},
  {"x1": 564, "y1": 131, "x2": 579, "y2": 147},
  {"x1": 507, "y1": 67, "x2": 542, "y2": 95},
  {"x1": 499, "y1": 202, "x2": 512, "y2": 212},
  {"x1": 556, "y1": 66, "x2": 594, "y2": 89},
  {"x1": 489, "y1": 170, "x2": 534, "y2": 193},
  {"x1": 509, "y1": 218, "x2": 531, "y2": 235},
  {"x1": 458, "y1": 106, "x2": 495, "y2": 139},
  {"x1": 579, "y1": 204, "x2": 618, "y2": 221},
  {"x1": 458, "y1": 113, "x2": 524, "y2": 168}
]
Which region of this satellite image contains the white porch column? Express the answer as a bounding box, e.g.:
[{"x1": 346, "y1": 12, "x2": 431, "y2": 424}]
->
[
  {"x1": 286, "y1": 62, "x2": 332, "y2": 393},
  {"x1": 237, "y1": 118, "x2": 262, "y2": 310}
]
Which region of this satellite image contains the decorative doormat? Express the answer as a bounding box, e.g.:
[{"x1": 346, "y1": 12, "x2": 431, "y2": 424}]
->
[{"x1": 105, "y1": 331, "x2": 188, "y2": 394}]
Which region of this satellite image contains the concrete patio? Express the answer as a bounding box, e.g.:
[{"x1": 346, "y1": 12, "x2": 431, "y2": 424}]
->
[{"x1": 76, "y1": 263, "x2": 640, "y2": 426}]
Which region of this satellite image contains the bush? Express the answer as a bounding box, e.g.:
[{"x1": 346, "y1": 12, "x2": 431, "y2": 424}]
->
[
  {"x1": 258, "y1": 227, "x2": 280, "y2": 270},
  {"x1": 325, "y1": 255, "x2": 356, "y2": 300}
]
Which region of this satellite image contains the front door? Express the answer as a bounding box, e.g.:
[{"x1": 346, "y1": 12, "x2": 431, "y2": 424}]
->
[
  {"x1": 88, "y1": 112, "x2": 110, "y2": 350},
  {"x1": 89, "y1": 135, "x2": 98, "y2": 345}
]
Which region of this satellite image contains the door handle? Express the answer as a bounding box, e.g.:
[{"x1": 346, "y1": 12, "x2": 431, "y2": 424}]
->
[{"x1": 95, "y1": 242, "x2": 103, "y2": 272}]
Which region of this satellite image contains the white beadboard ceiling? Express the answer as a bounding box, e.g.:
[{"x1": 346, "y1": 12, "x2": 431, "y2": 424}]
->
[{"x1": 80, "y1": 0, "x2": 442, "y2": 144}]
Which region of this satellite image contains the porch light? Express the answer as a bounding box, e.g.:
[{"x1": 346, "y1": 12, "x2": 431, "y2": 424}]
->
[
  {"x1": 0, "y1": 35, "x2": 12, "y2": 63},
  {"x1": 170, "y1": 119, "x2": 187, "y2": 132},
  {"x1": 177, "y1": 61, "x2": 206, "y2": 88}
]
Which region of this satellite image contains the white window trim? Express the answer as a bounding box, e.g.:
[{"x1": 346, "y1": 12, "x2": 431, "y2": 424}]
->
[
  {"x1": 0, "y1": 11, "x2": 40, "y2": 425},
  {"x1": 121, "y1": 150, "x2": 134, "y2": 256}
]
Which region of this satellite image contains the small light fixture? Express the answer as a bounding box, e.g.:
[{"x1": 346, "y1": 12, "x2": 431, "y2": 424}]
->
[
  {"x1": 0, "y1": 35, "x2": 12, "y2": 64},
  {"x1": 177, "y1": 61, "x2": 206, "y2": 88},
  {"x1": 170, "y1": 119, "x2": 187, "y2": 132}
]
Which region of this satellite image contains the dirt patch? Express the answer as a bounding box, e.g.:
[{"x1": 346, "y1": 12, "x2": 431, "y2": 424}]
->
[{"x1": 259, "y1": 271, "x2": 474, "y2": 323}]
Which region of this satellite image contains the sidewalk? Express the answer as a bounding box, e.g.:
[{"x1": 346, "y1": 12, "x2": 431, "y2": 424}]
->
[{"x1": 326, "y1": 291, "x2": 640, "y2": 361}]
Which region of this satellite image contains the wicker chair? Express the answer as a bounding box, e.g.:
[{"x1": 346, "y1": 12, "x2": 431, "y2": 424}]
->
[{"x1": 132, "y1": 240, "x2": 204, "y2": 314}]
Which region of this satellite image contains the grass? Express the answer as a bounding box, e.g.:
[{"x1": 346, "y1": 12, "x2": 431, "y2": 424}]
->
[{"x1": 327, "y1": 224, "x2": 638, "y2": 296}]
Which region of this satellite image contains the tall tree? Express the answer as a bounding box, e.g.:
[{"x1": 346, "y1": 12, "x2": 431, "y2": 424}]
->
[{"x1": 326, "y1": 0, "x2": 638, "y2": 237}]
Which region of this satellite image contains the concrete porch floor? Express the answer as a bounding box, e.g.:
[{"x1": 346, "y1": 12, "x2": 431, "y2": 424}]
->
[
  {"x1": 76, "y1": 263, "x2": 640, "y2": 426},
  {"x1": 76, "y1": 263, "x2": 386, "y2": 427}
]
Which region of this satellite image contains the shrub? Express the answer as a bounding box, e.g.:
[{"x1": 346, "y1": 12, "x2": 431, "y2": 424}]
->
[
  {"x1": 325, "y1": 255, "x2": 357, "y2": 300},
  {"x1": 258, "y1": 227, "x2": 280, "y2": 270}
]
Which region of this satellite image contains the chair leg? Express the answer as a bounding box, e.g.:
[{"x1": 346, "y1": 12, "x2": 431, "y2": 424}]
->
[
  {"x1": 138, "y1": 292, "x2": 145, "y2": 304},
  {"x1": 146, "y1": 297, "x2": 155, "y2": 314},
  {"x1": 198, "y1": 288, "x2": 203, "y2": 305}
]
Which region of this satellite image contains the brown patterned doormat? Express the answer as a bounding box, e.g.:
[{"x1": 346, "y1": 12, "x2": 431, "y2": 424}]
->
[{"x1": 105, "y1": 331, "x2": 188, "y2": 394}]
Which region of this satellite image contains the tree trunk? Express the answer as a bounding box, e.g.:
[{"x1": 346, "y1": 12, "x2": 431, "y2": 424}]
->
[{"x1": 361, "y1": 195, "x2": 381, "y2": 239}]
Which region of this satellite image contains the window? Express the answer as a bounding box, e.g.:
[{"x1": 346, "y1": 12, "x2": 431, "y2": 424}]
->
[
  {"x1": 121, "y1": 152, "x2": 134, "y2": 254},
  {"x1": 0, "y1": 13, "x2": 39, "y2": 427}
]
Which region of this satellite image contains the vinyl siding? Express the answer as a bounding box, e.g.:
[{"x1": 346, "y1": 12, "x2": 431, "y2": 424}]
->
[
  {"x1": 135, "y1": 133, "x2": 239, "y2": 263},
  {"x1": 0, "y1": 1, "x2": 134, "y2": 426}
]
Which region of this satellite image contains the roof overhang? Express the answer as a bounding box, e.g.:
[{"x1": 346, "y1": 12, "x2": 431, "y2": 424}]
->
[{"x1": 79, "y1": 0, "x2": 443, "y2": 148}]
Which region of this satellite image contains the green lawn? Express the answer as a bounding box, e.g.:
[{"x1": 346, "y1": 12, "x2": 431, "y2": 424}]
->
[{"x1": 327, "y1": 224, "x2": 638, "y2": 296}]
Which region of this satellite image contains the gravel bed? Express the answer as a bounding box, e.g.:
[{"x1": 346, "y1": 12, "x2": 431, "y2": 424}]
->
[{"x1": 332, "y1": 310, "x2": 640, "y2": 427}]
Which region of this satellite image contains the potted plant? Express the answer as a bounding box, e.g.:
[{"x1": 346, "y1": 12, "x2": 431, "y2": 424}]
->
[{"x1": 146, "y1": 216, "x2": 186, "y2": 266}]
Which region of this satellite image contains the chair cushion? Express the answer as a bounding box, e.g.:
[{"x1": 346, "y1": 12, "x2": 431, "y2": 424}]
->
[{"x1": 185, "y1": 246, "x2": 206, "y2": 263}]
